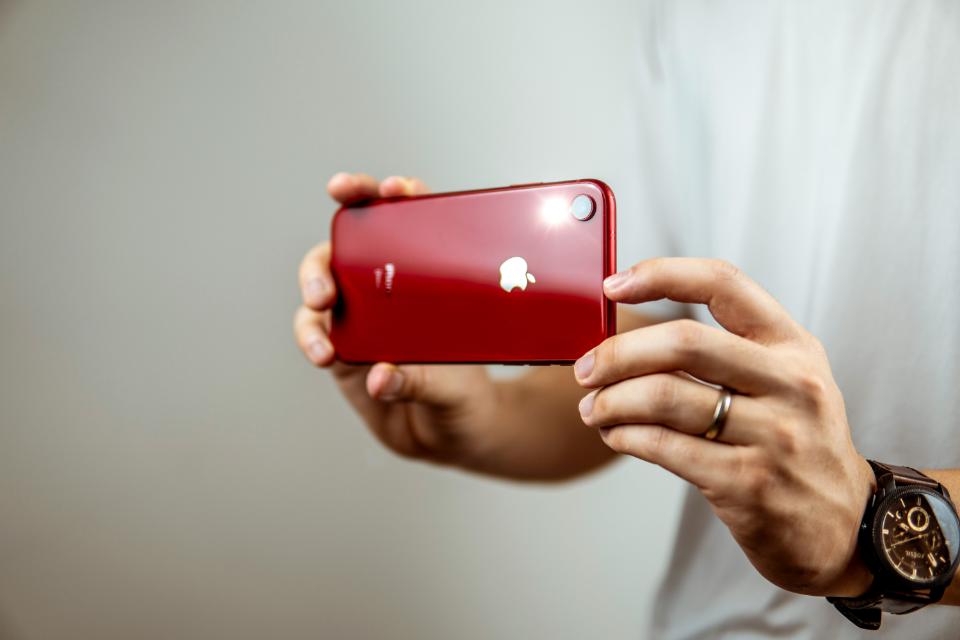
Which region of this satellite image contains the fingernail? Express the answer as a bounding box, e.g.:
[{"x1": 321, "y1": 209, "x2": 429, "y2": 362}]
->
[
  {"x1": 579, "y1": 391, "x2": 596, "y2": 418},
  {"x1": 379, "y1": 369, "x2": 405, "y2": 401},
  {"x1": 308, "y1": 339, "x2": 330, "y2": 363},
  {"x1": 603, "y1": 271, "x2": 629, "y2": 291},
  {"x1": 304, "y1": 278, "x2": 328, "y2": 303},
  {"x1": 574, "y1": 352, "x2": 595, "y2": 380}
]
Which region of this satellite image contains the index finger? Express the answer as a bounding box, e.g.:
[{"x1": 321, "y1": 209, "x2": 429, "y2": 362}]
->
[{"x1": 604, "y1": 258, "x2": 801, "y2": 343}]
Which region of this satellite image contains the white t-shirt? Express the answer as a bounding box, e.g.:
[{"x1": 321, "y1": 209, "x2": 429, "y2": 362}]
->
[{"x1": 628, "y1": 2, "x2": 960, "y2": 638}]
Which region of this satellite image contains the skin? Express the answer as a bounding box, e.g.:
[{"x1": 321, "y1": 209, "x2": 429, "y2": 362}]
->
[{"x1": 295, "y1": 172, "x2": 960, "y2": 605}]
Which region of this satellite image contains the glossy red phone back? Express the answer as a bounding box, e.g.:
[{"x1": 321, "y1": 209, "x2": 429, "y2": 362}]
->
[{"x1": 329, "y1": 179, "x2": 616, "y2": 364}]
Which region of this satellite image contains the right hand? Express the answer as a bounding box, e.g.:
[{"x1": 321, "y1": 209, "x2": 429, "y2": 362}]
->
[{"x1": 294, "y1": 173, "x2": 501, "y2": 465}]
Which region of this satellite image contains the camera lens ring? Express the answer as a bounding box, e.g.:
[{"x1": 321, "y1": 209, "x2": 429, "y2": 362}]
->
[{"x1": 570, "y1": 194, "x2": 595, "y2": 221}]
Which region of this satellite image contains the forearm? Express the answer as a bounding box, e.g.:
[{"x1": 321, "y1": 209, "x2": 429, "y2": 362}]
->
[
  {"x1": 925, "y1": 469, "x2": 960, "y2": 605},
  {"x1": 463, "y1": 309, "x2": 667, "y2": 481}
]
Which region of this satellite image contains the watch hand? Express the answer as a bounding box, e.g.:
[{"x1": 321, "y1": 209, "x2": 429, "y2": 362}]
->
[{"x1": 890, "y1": 533, "x2": 928, "y2": 548}]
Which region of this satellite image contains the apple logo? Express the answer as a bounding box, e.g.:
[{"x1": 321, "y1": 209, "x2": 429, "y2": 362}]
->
[{"x1": 499, "y1": 256, "x2": 536, "y2": 293}]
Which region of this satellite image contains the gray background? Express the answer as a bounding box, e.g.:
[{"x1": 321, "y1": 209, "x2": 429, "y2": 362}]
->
[{"x1": 0, "y1": 2, "x2": 683, "y2": 638}]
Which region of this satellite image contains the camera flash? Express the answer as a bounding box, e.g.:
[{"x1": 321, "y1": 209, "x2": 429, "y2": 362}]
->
[{"x1": 540, "y1": 197, "x2": 569, "y2": 227}]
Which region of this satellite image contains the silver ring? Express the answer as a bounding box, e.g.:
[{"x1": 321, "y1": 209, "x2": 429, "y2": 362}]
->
[{"x1": 703, "y1": 388, "x2": 733, "y2": 441}]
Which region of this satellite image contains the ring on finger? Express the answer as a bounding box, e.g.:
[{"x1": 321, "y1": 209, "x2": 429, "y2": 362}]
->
[{"x1": 702, "y1": 387, "x2": 733, "y2": 441}]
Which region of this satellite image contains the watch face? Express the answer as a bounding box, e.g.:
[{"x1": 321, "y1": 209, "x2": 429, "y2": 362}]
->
[{"x1": 875, "y1": 487, "x2": 960, "y2": 585}]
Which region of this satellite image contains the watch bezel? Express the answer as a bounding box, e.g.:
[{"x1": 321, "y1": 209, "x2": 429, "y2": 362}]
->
[{"x1": 867, "y1": 485, "x2": 960, "y2": 590}]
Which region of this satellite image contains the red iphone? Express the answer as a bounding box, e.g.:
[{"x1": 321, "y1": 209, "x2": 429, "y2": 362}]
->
[{"x1": 329, "y1": 179, "x2": 616, "y2": 364}]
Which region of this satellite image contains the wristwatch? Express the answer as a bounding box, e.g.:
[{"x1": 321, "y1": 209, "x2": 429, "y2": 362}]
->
[{"x1": 828, "y1": 461, "x2": 960, "y2": 630}]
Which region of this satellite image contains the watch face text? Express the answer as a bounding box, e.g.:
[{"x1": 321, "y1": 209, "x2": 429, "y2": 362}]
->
[{"x1": 879, "y1": 491, "x2": 960, "y2": 583}]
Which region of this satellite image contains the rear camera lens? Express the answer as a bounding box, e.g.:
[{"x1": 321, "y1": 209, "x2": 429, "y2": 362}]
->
[{"x1": 570, "y1": 194, "x2": 595, "y2": 221}]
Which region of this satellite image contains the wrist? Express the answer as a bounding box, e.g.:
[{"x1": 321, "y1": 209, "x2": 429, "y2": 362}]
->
[
  {"x1": 460, "y1": 375, "x2": 616, "y2": 482},
  {"x1": 431, "y1": 374, "x2": 507, "y2": 472},
  {"x1": 833, "y1": 538, "x2": 875, "y2": 597},
  {"x1": 828, "y1": 455, "x2": 877, "y2": 597}
]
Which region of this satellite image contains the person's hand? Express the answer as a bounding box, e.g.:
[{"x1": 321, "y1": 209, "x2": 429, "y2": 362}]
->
[
  {"x1": 574, "y1": 258, "x2": 875, "y2": 597},
  {"x1": 294, "y1": 173, "x2": 499, "y2": 465}
]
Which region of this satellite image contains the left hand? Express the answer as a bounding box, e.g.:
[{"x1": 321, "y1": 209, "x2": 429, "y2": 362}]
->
[{"x1": 575, "y1": 258, "x2": 876, "y2": 597}]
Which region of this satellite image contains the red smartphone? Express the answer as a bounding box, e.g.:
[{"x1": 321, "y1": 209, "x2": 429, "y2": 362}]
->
[{"x1": 329, "y1": 179, "x2": 616, "y2": 364}]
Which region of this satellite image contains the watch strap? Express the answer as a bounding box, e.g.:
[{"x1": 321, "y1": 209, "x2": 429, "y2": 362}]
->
[
  {"x1": 827, "y1": 596, "x2": 881, "y2": 631},
  {"x1": 868, "y1": 460, "x2": 941, "y2": 492},
  {"x1": 829, "y1": 583, "x2": 944, "y2": 629}
]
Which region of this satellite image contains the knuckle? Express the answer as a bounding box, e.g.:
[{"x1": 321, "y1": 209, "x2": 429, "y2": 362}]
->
[
  {"x1": 602, "y1": 427, "x2": 628, "y2": 452},
  {"x1": 675, "y1": 435, "x2": 703, "y2": 469},
  {"x1": 644, "y1": 426, "x2": 670, "y2": 460},
  {"x1": 743, "y1": 460, "x2": 775, "y2": 503},
  {"x1": 644, "y1": 257, "x2": 666, "y2": 273},
  {"x1": 598, "y1": 336, "x2": 622, "y2": 375},
  {"x1": 740, "y1": 453, "x2": 794, "y2": 513},
  {"x1": 709, "y1": 259, "x2": 743, "y2": 282},
  {"x1": 724, "y1": 447, "x2": 764, "y2": 497},
  {"x1": 794, "y1": 369, "x2": 830, "y2": 407},
  {"x1": 768, "y1": 420, "x2": 801, "y2": 455},
  {"x1": 647, "y1": 375, "x2": 678, "y2": 414},
  {"x1": 591, "y1": 390, "x2": 610, "y2": 419},
  {"x1": 710, "y1": 448, "x2": 754, "y2": 501},
  {"x1": 637, "y1": 258, "x2": 665, "y2": 284},
  {"x1": 670, "y1": 319, "x2": 704, "y2": 356},
  {"x1": 406, "y1": 366, "x2": 429, "y2": 397}
]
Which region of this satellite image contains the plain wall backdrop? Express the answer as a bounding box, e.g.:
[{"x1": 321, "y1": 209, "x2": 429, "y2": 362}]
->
[{"x1": 0, "y1": 2, "x2": 684, "y2": 638}]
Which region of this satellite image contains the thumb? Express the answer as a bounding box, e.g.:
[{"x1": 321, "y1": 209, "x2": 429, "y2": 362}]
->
[{"x1": 365, "y1": 362, "x2": 463, "y2": 407}]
